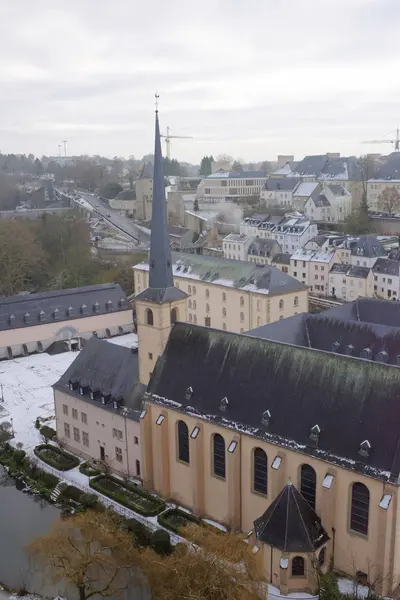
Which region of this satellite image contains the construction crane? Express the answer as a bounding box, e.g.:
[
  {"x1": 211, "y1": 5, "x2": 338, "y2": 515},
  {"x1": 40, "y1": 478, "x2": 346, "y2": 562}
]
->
[
  {"x1": 362, "y1": 127, "x2": 400, "y2": 151},
  {"x1": 160, "y1": 126, "x2": 193, "y2": 159},
  {"x1": 62, "y1": 140, "x2": 68, "y2": 157}
]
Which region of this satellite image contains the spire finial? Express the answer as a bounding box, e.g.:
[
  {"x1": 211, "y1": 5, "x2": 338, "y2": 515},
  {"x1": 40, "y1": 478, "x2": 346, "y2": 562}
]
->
[{"x1": 155, "y1": 92, "x2": 159, "y2": 113}]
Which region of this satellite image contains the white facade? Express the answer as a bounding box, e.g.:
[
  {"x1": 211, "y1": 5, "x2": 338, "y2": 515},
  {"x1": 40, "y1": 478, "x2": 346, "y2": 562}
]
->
[
  {"x1": 304, "y1": 185, "x2": 352, "y2": 223},
  {"x1": 289, "y1": 248, "x2": 339, "y2": 295},
  {"x1": 372, "y1": 259, "x2": 400, "y2": 301},
  {"x1": 196, "y1": 171, "x2": 268, "y2": 202},
  {"x1": 329, "y1": 265, "x2": 374, "y2": 301},
  {"x1": 367, "y1": 179, "x2": 400, "y2": 211},
  {"x1": 223, "y1": 233, "x2": 254, "y2": 261},
  {"x1": 240, "y1": 215, "x2": 318, "y2": 254},
  {"x1": 292, "y1": 182, "x2": 319, "y2": 212}
]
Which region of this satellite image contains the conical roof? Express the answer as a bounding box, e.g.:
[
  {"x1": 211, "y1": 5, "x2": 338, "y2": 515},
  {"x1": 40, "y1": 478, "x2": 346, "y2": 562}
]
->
[{"x1": 254, "y1": 482, "x2": 329, "y2": 552}]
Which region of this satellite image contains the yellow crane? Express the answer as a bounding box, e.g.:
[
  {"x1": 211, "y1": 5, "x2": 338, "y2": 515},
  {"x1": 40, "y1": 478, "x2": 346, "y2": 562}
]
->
[
  {"x1": 362, "y1": 127, "x2": 400, "y2": 151},
  {"x1": 161, "y1": 126, "x2": 193, "y2": 159}
]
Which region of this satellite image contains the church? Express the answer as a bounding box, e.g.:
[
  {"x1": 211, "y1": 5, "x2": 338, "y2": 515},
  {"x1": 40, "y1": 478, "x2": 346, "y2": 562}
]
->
[{"x1": 135, "y1": 105, "x2": 400, "y2": 596}]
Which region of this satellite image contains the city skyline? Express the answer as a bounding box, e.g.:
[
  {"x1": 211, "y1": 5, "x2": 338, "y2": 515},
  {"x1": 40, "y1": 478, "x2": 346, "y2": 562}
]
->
[{"x1": 0, "y1": 0, "x2": 399, "y2": 162}]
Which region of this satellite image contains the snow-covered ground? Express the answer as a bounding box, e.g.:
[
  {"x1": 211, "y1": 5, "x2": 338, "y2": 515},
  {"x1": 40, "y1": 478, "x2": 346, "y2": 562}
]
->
[{"x1": 0, "y1": 333, "x2": 138, "y2": 453}]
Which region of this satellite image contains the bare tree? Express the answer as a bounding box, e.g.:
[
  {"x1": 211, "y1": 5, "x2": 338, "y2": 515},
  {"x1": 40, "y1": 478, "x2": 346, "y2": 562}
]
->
[
  {"x1": 378, "y1": 186, "x2": 400, "y2": 214},
  {"x1": 27, "y1": 511, "x2": 142, "y2": 600}
]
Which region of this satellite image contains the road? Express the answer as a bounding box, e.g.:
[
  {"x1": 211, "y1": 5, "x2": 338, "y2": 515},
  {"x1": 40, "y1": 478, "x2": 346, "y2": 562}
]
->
[{"x1": 79, "y1": 193, "x2": 150, "y2": 246}]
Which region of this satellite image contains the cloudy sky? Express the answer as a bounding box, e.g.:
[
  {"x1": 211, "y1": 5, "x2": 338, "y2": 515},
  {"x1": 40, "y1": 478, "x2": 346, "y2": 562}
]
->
[{"x1": 0, "y1": 0, "x2": 399, "y2": 163}]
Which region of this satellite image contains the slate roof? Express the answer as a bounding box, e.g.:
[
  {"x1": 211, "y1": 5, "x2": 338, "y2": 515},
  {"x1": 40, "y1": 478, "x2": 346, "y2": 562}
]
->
[
  {"x1": 254, "y1": 483, "x2": 329, "y2": 552},
  {"x1": 327, "y1": 184, "x2": 350, "y2": 196},
  {"x1": 373, "y1": 258, "x2": 400, "y2": 277},
  {"x1": 248, "y1": 238, "x2": 281, "y2": 257},
  {"x1": 147, "y1": 323, "x2": 400, "y2": 480},
  {"x1": 263, "y1": 178, "x2": 300, "y2": 192},
  {"x1": 293, "y1": 182, "x2": 319, "y2": 197},
  {"x1": 292, "y1": 155, "x2": 361, "y2": 181},
  {"x1": 168, "y1": 225, "x2": 190, "y2": 237},
  {"x1": 135, "y1": 251, "x2": 306, "y2": 296},
  {"x1": 54, "y1": 337, "x2": 144, "y2": 420},
  {"x1": 330, "y1": 264, "x2": 370, "y2": 279},
  {"x1": 310, "y1": 193, "x2": 330, "y2": 207},
  {"x1": 374, "y1": 153, "x2": 400, "y2": 181},
  {"x1": 0, "y1": 283, "x2": 131, "y2": 332},
  {"x1": 249, "y1": 298, "x2": 400, "y2": 366},
  {"x1": 207, "y1": 170, "x2": 267, "y2": 179},
  {"x1": 272, "y1": 253, "x2": 291, "y2": 265},
  {"x1": 350, "y1": 235, "x2": 386, "y2": 258}
]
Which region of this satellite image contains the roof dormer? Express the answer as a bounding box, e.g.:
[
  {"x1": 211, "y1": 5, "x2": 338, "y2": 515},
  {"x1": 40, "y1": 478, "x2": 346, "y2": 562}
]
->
[
  {"x1": 219, "y1": 396, "x2": 229, "y2": 412},
  {"x1": 359, "y1": 440, "x2": 371, "y2": 458}
]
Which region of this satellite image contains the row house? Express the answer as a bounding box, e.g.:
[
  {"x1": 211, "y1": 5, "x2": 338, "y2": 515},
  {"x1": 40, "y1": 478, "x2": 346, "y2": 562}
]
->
[
  {"x1": 223, "y1": 233, "x2": 254, "y2": 261},
  {"x1": 289, "y1": 248, "x2": 339, "y2": 295},
  {"x1": 372, "y1": 258, "x2": 400, "y2": 301},
  {"x1": 329, "y1": 264, "x2": 374, "y2": 301},
  {"x1": 304, "y1": 184, "x2": 352, "y2": 223},
  {"x1": 260, "y1": 177, "x2": 300, "y2": 208},
  {"x1": 240, "y1": 214, "x2": 317, "y2": 254}
]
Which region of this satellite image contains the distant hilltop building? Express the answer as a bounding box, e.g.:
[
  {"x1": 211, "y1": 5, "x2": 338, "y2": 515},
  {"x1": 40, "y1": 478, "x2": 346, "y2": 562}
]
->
[{"x1": 196, "y1": 169, "x2": 269, "y2": 204}]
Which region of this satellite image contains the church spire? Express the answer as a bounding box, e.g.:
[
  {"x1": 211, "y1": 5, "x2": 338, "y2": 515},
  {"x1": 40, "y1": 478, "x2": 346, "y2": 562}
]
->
[
  {"x1": 135, "y1": 97, "x2": 187, "y2": 304},
  {"x1": 148, "y1": 97, "x2": 174, "y2": 290}
]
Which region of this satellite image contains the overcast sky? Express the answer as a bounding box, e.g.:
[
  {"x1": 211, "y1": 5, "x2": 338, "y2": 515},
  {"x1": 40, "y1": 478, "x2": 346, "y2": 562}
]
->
[{"x1": 0, "y1": 0, "x2": 399, "y2": 164}]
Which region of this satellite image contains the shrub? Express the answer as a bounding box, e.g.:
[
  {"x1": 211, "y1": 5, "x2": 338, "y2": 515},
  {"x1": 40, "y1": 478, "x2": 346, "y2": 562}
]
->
[
  {"x1": 125, "y1": 518, "x2": 152, "y2": 547},
  {"x1": 79, "y1": 461, "x2": 101, "y2": 477},
  {"x1": 151, "y1": 529, "x2": 172, "y2": 555},
  {"x1": 13, "y1": 449, "x2": 26, "y2": 466},
  {"x1": 34, "y1": 444, "x2": 79, "y2": 471},
  {"x1": 38, "y1": 471, "x2": 59, "y2": 489},
  {"x1": 90, "y1": 475, "x2": 165, "y2": 516},
  {"x1": 60, "y1": 485, "x2": 83, "y2": 503},
  {"x1": 80, "y1": 493, "x2": 99, "y2": 508},
  {"x1": 40, "y1": 425, "x2": 56, "y2": 441},
  {"x1": 158, "y1": 508, "x2": 200, "y2": 534},
  {"x1": 35, "y1": 417, "x2": 41, "y2": 429}
]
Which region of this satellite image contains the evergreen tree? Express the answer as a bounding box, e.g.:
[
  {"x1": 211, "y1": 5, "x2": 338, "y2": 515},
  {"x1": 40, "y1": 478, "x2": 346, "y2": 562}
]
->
[
  {"x1": 193, "y1": 198, "x2": 199, "y2": 212},
  {"x1": 199, "y1": 156, "x2": 213, "y2": 176}
]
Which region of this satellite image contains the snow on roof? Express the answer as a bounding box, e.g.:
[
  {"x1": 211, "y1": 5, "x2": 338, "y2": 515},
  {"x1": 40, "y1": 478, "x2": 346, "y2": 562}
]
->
[
  {"x1": 271, "y1": 163, "x2": 294, "y2": 176},
  {"x1": 293, "y1": 182, "x2": 319, "y2": 197},
  {"x1": 223, "y1": 233, "x2": 253, "y2": 243},
  {"x1": 184, "y1": 210, "x2": 209, "y2": 221},
  {"x1": 291, "y1": 248, "x2": 335, "y2": 263}
]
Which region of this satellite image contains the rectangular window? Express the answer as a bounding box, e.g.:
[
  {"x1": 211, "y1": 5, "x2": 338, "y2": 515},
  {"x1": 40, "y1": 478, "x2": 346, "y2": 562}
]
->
[
  {"x1": 81, "y1": 412, "x2": 87, "y2": 424},
  {"x1": 72, "y1": 408, "x2": 78, "y2": 420},
  {"x1": 115, "y1": 447, "x2": 123, "y2": 463},
  {"x1": 82, "y1": 431, "x2": 89, "y2": 447},
  {"x1": 73, "y1": 427, "x2": 80, "y2": 443},
  {"x1": 134, "y1": 436, "x2": 139, "y2": 445},
  {"x1": 64, "y1": 423, "x2": 70, "y2": 438},
  {"x1": 63, "y1": 404, "x2": 68, "y2": 416},
  {"x1": 112, "y1": 428, "x2": 123, "y2": 440}
]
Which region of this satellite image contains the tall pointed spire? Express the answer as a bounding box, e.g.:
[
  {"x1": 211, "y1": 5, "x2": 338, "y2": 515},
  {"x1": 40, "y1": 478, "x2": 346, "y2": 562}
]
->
[
  {"x1": 135, "y1": 97, "x2": 187, "y2": 304},
  {"x1": 148, "y1": 100, "x2": 174, "y2": 290}
]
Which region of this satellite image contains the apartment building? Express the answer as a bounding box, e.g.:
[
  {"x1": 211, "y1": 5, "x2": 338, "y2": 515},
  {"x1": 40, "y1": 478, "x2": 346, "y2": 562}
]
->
[
  {"x1": 372, "y1": 258, "x2": 400, "y2": 301},
  {"x1": 329, "y1": 264, "x2": 374, "y2": 301},
  {"x1": 223, "y1": 233, "x2": 254, "y2": 261},
  {"x1": 240, "y1": 214, "x2": 317, "y2": 254},
  {"x1": 247, "y1": 238, "x2": 282, "y2": 265},
  {"x1": 304, "y1": 184, "x2": 352, "y2": 223},
  {"x1": 260, "y1": 178, "x2": 300, "y2": 208},
  {"x1": 291, "y1": 182, "x2": 320, "y2": 211},
  {"x1": 289, "y1": 248, "x2": 339, "y2": 295},
  {"x1": 195, "y1": 170, "x2": 268, "y2": 203},
  {"x1": 133, "y1": 252, "x2": 308, "y2": 334},
  {"x1": 348, "y1": 235, "x2": 386, "y2": 268},
  {"x1": 53, "y1": 338, "x2": 144, "y2": 477}
]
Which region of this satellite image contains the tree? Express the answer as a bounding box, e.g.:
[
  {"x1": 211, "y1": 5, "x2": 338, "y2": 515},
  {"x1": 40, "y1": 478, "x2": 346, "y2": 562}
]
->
[
  {"x1": 100, "y1": 181, "x2": 123, "y2": 199},
  {"x1": 141, "y1": 525, "x2": 264, "y2": 600},
  {"x1": 260, "y1": 160, "x2": 272, "y2": 174},
  {"x1": 28, "y1": 511, "x2": 141, "y2": 600},
  {"x1": 232, "y1": 160, "x2": 244, "y2": 173},
  {"x1": 34, "y1": 158, "x2": 44, "y2": 176},
  {"x1": 358, "y1": 155, "x2": 379, "y2": 204},
  {"x1": 378, "y1": 186, "x2": 400, "y2": 214},
  {"x1": 199, "y1": 156, "x2": 213, "y2": 177},
  {"x1": 193, "y1": 198, "x2": 199, "y2": 212}
]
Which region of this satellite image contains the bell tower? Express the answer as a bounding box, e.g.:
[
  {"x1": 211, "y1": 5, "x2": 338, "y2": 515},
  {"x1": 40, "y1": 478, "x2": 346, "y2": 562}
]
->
[{"x1": 135, "y1": 97, "x2": 187, "y2": 386}]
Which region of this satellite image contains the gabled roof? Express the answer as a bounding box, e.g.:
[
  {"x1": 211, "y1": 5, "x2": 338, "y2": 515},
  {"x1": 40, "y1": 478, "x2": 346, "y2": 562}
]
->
[
  {"x1": 248, "y1": 238, "x2": 281, "y2": 257},
  {"x1": 272, "y1": 253, "x2": 291, "y2": 265},
  {"x1": 0, "y1": 283, "x2": 130, "y2": 332},
  {"x1": 310, "y1": 193, "x2": 330, "y2": 208},
  {"x1": 374, "y1": 153, "x2": 400, "y2": 181},
  {"x1": 147, "y1": 322, "x2": 400, "y2": 480},
  {"x1": 293, "y1": 182, "x2": 319, "y2": 197},
  {"x1": 373, "y1": 258, "x2": 400, "y2": 277},
  {"x1": 327, "y1": 184, "x2": 350, "y2": 196},
  {"x1": 263, "y1": 178, "x2": 300, "y2": 192},
  {"x1": 327, "y1": 297, "x2": 400, "y2": 327},
  {"x1": 350, "y1": 235, "x2": 386, "y2": 258},
  {"x1": 254, "y1": 482, "x2": 329, "y2": 552},
  {"x1": 135, "y1": 251, "x2": 306, "y2": 296},
  {"x1": 54, "y1": 338, "x2": 144, "y2": 420},
  {"x1": 292, "y1": 155, "x2": 362, "y2": 181},
  {"x1": 330, "y1": 264, "x2": 370, "y2": 279}
]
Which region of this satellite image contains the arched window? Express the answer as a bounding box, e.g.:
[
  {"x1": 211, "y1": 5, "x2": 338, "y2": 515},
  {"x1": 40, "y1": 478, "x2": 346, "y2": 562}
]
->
[
  {"x1": 240, "y1": 312, "x2": 244, "y2": 322},
  {"x1": 188, "y1": 299, "x2": 192, "y2": 309},
  {"x1": 350, "y1": 482, "x2": 370, "y2": 535},
  {"x1": 206, "y1": 289, "x2": 210, "y2": 298},
  {"x1": 240, "y1": 296, "x2": 244, "y2": 307},
  {"x1": 206, "y1": 303, "x2": 210, "y2": 313},
  {"x1": 292, "y1": 556, "x2": 305, "y2": 577},
  {"x1": 257, "y1": 300, "x2": 261, "y2": 311},
  {"x1": 188, "y1": 285, "x2": 192, "y2": 294},
  {"x1": 253, "y1": 448, "x2": 268, "y2": 495},
  {"x1": 136, "y1": 459, "x2": 141, "y2": 477},
  {"x1": 213, "y1": 433, "x2": 226, "y2": 478},
  {"x1": 177, "y1": 421, "x2": 190, "y2": 464},
  {"x1": 222, "y1": 292, "x2": 226, "y2": 302},
  {"x1": 146, "y1": 309, "x2": 154, "y2": 326},
  {"x1": 279, "y1": 299, "x2": 284, "y2": 310},
  {"x1": 294, "y1": 296, "x2": 299, "y2": 307},
  {"x1": 171, "y1": 308, "x2": 178, "y2": 324},
  {"x1": 223, "y1": 308, "x2": 227, "y2": 317},
  {"x1": 300, "y1": 464, "x2": 317, "y2": 510}
]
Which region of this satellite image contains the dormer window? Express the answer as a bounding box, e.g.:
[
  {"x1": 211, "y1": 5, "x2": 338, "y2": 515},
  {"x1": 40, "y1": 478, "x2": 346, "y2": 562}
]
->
[
  {"x1": 90, "y1": 391, "x2": 94, "y2": 400},
  {"x1": 119, "y1": 297, "x2": 127, "y2": 307},
  {"x1": 69, "y1": 382, "x2": 74, "y2": 391},
  {"x1": 80, "y1": 304, "x2": 88, "y2": 315},
  {"x1": 332, "y1": 341, "x2": 340, "y2": 353},
  {"x1": 106, "y1": 300, "x2": 113, "y2": 311},
  {"x1": 361, "y1": 348, "x2": 372, "y2": 360},
  {"x1": 345, "y1": 344, "x2": 354, "y2": 356},
  {"x1": 262, "y1": 409, "x2": 271, "y2": 426},
  {"x1": 93, "y1": 301, "x2": 100, "y2": 313},
  {"x1": 219, "y1": 397, "x2": 229, "y2": 412},
  {"x1": 39, "y1": 310, "x2": 46, "y2": 322},
  {"x1": 113, "y1": 399, "x2": 120, "y2": 409},
  {"x1": 359, "y1": 440, "x2": 371, "y2": 458},
  {"x1": 79, "y1": 386, "x2": 84, "y2": 396},
  {"x1": 101, "y1": 395, "x2": 106, "y2": 405},
  {"x1": 24, "y1": 312, "x2": 30, "y2": 323},
  {"x1": 185, "y1": 386, "x2": 193, "y2": 400},
  {"x1": 376, "y1": 351, "x2": 388, "y2": 364},
  {"x1": 310, "y1": 424, "x2": 321, "y2": 443},
  {"x1": 53, "y1": 308, "x2": 60, "y2": 319},
  {"x1": 67, "y1": 306, "x2": 74, "y2": 317},
  {"x1": 8, "y1": 314, "x2": 15, "y2": 325}
]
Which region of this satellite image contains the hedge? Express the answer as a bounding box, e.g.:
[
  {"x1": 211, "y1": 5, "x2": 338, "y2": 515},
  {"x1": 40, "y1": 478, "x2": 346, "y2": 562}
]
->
[
  {"x1": 158, "y1": 508, "x2": 200, "y2": 534},
  {"x1": 39, "y1": 425, "x2": 57, "y2": 441},
  {"x1": 125, "y1": 518, "x2": 152, "y2": 547},
  {"x1": 79, "y1": 461, "x2": 101, "y2": 477},
  {"x1": 34, "y1": 444, "x2": 79, "y2": 471},
  {"x1": 151, "y1": 529, "x2": 172, "y2": 555},
  {"x1": 90, "y1": 475, "x2": 165, "y2": 516}
]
